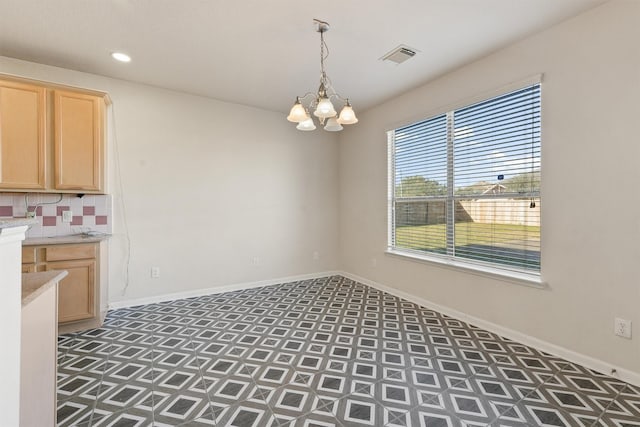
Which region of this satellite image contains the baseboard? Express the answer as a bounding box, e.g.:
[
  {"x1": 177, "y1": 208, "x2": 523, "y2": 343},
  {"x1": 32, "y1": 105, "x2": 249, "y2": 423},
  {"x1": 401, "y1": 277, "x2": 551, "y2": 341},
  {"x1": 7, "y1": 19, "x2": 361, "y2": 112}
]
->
[
  {"x1": 108, "y1": 270, "x2": 341, "y2": 310},
  {"x1": 339, "y1": 271, "x2": 640, "y2": 388}
]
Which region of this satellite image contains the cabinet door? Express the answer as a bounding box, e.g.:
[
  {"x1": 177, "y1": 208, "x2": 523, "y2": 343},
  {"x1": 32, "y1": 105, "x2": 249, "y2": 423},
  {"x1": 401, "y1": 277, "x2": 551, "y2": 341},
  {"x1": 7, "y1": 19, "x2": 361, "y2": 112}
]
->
[
  {"x1": 22, "y1": 246, "x2": 36, "y2": 264},
  {"x1": 22, "y1": 264, "x2": 36, "y2": 273},
  {"x1": 53, "y1": 90, "x2": 104, "y2": 192},
  {"x1": 46, "y1": 260, "x2": 96, "y2": 323},
  {"x1": 0, "y1": 80, "x2": 46, "y2": 189}
]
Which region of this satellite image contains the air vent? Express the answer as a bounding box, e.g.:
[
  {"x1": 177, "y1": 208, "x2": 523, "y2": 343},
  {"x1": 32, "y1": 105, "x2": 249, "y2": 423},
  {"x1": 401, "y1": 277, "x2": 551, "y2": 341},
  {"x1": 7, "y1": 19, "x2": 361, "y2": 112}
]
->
[{"x1": 381, "y1": 45, "x2": 417, "y2": 64}]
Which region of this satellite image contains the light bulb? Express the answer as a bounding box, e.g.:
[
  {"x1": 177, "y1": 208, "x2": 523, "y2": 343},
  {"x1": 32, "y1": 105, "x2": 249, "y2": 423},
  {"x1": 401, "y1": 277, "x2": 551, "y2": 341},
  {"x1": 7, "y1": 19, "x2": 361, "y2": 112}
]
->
[
  {"x1": 314, "y1": 97, "x2": 337, "y2": 118},
  {"x1": 296, "y1": 117, "x2": 316, "y2": 131},
  {"x1": 287, "y1": 99, "x2": 309, "y2": 122},
  {"x1": 324, "y1": 116, "x2": 343, "y2": 132},
  {"x1": 337, "y1": 101, "x2": 358, "y2": 125}
]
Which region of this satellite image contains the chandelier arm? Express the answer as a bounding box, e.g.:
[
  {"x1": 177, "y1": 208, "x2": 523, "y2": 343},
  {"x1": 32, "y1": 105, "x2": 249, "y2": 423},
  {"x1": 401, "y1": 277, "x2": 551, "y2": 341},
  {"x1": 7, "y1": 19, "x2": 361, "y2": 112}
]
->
[
  {"x1": 297, "y1": 92, "x2": 317, "y2": 101},
  {"x1": 322, "y1": 75, "x2": 334, "y2": 93},
  {"x1": 328, "y1": 93, "x2": 348, "y2": 103},
  {"x1": 298, "y1": 92, "x2": 319, "y2": 112}
]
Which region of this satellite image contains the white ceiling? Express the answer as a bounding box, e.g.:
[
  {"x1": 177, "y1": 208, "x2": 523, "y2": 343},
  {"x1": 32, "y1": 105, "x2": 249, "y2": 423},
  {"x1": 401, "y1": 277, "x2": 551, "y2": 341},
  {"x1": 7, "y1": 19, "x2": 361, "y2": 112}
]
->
[{"x1": 0, "y1": 0, "x2": 605, "y2": 113}]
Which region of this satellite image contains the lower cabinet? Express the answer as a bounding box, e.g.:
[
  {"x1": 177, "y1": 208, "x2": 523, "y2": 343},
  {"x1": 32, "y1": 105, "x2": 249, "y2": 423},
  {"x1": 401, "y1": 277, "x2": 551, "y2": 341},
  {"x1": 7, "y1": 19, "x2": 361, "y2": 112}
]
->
[
  {"x1": 21, "y1": 264, "x2": 36, "y2": 273},
  {"x1": 22, "y1": 242, "x2": 105, "y2": 330},
  {"x1": 47, "y1": 259, "x2": 96, "y2": 323}
]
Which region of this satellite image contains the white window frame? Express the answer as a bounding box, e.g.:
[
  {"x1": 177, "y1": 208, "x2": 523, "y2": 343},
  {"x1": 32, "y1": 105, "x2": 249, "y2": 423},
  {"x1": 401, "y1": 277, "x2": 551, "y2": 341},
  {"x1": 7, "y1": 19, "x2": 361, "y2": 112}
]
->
[{"x1": 386, "y1": 78, "x2": 545, "y2": 288}]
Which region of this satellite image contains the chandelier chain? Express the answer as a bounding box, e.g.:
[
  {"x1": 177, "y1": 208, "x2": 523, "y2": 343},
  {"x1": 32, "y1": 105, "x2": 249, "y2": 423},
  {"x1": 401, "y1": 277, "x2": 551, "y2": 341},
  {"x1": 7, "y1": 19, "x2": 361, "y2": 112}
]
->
[{"x1": 320, "y1": 30, "x2": 330, "y2": 85}]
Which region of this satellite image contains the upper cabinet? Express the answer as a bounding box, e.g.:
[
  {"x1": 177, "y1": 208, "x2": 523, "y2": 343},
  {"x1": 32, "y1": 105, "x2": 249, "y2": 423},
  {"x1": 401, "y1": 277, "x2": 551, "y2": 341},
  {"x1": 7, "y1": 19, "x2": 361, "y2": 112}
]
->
[
  {"x1": 0, "y1": 76, "x2": 107, "y2": 194},
  {"x1": 54, "y1": 90, "x2": 104, "y2": 192},
  {"x1": 0, "y1": 80, "x2": 47, "y2": 190}
]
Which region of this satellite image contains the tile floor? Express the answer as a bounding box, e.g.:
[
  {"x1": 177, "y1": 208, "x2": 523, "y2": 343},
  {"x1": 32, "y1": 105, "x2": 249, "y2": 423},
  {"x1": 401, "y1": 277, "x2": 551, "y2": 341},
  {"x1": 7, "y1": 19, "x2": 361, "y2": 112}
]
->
[{"x1": 56, "y1": 275, "x2": 640, "y2": 426}]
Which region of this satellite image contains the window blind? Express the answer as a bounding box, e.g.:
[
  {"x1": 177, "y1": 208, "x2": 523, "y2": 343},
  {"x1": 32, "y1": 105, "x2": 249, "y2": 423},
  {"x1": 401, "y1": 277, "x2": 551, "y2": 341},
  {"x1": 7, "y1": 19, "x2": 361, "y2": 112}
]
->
[{"x1": 390, "y1": 84, "x2": 541, "y2": 274}]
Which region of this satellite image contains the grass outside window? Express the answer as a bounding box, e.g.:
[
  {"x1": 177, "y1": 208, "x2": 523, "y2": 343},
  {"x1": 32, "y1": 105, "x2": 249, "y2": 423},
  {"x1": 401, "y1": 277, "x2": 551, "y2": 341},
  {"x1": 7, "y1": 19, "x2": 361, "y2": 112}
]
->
[{"x1": 395, "y1": 222, "x2": 540, "y2": 270}]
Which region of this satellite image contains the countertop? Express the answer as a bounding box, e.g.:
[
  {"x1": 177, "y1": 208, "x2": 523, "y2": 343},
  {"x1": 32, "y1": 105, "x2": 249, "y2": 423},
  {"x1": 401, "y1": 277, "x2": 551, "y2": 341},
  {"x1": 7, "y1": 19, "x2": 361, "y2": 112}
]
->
[
  {"x1": 0, "y1": 217, "x2": 38, "y2": 230},
  {"x1": 22, "y1": 270, "x2": 68, "y2": 307},
  {"x1": 24, "y1": 234, "x2": 111, "y2": 246}
]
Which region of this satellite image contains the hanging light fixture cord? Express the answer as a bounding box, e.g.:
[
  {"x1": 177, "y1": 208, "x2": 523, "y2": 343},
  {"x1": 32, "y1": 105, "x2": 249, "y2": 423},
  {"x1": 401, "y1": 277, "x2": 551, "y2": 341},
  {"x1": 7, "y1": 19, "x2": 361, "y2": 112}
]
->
[{"x1": 319, "y1": 25, "x2": 329, "y2": 84}]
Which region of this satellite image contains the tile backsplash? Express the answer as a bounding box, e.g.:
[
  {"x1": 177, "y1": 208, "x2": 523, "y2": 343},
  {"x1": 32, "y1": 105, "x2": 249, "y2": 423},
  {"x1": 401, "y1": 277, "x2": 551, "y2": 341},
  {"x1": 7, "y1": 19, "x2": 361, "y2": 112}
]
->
[{"x1": 0, "y1": 193, "x2": 112, "y2": 238}]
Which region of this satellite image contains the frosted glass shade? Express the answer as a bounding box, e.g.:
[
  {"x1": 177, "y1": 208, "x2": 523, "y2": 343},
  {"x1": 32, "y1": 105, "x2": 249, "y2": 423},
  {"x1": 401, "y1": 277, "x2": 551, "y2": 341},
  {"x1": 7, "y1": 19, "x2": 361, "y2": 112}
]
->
[
  {"x1": 287, "y1": 100, "x2": 308, "y2": 122},
  {"x1": 324, "y1": 116, "x2": 343, "y2": 132},
  {"x1": 337, "y1": 104, "x2": 358, "y2": 125},
  {"x1": 296, "y1": 117, "x2": 316, "y2": 131},
  {"x1": 314, "y1": 97, "x2": 337, "y2": 118}
]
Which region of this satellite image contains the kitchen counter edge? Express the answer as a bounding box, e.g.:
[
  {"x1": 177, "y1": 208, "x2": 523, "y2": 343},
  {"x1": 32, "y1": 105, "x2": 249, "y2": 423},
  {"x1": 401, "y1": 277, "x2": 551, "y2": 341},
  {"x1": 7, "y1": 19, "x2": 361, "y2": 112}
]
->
[
  {"x1": 0, "y1": 218, "x2": 38, "y2": 230},
  {"x1": 22, "y1": 270, "x2": 68, "y2": 307},
  {"x1": 23, "y1": 234, "x2": 111, "y2": 246}
]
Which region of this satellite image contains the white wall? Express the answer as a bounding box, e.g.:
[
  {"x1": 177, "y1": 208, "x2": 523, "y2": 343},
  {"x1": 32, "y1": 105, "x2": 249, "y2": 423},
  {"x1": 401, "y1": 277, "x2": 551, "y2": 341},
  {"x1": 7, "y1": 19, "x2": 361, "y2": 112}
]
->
[
  {"x1": 0, "y1": 56, "x2": 340, "y2": 303},
  {"x1": 3, "y1": 0, "x2": 638, "y2": 382},
  {"x1": 339, "y1": 0, "x2": 640, "y2": 377}
]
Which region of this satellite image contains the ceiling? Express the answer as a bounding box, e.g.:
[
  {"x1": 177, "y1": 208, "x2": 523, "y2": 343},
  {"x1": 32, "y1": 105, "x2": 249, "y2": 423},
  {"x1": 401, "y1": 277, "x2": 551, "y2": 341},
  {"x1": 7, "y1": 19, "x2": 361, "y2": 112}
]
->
[{"x1": 0, "y1": 0, "x2": 605, "y2": 114}]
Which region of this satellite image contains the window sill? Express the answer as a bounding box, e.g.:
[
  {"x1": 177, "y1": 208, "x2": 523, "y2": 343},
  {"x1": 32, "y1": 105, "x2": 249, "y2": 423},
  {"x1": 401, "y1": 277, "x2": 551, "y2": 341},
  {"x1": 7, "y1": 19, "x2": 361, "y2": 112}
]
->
[{"x1": 384, "y1": 249, "x2": 547, "y2": 289}]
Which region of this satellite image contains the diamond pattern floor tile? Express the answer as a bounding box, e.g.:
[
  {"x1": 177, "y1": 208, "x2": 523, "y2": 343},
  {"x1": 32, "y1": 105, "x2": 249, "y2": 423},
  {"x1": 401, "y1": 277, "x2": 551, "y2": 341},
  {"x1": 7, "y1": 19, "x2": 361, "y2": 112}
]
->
[{"x1": 56, "y1": 275, "x2": 640, "y2": 426}]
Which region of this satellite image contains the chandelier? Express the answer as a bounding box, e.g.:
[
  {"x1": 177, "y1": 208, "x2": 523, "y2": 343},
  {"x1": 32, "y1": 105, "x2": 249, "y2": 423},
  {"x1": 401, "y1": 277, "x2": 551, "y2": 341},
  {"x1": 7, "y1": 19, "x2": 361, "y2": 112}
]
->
[{"x1": 287, "y1": 19, "x2": 358, "y2": 132}]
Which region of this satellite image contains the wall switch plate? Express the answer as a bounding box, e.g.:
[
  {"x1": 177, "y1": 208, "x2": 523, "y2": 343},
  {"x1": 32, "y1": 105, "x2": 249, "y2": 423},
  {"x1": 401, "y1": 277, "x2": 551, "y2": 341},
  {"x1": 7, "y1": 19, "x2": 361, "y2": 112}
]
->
[
  {"x1": 614, "y1": 318, "x2": 632, "y2": 339},
  {"x1": 313, "y1": 251, "x2": 320, "y2": 261},
  {"x1": 151, "y1": 267, "x2": 160, "y2": 278},
  {"x1": 62, "y1": 210, "x2": 73, "y2": 223}
]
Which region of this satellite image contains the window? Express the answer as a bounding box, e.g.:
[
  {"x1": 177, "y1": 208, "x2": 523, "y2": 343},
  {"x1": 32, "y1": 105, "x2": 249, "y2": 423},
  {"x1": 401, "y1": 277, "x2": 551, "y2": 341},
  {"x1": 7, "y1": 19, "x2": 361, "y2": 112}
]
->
[{"x1": 388, "y1": 83, "x2": 541, "y2": 276}]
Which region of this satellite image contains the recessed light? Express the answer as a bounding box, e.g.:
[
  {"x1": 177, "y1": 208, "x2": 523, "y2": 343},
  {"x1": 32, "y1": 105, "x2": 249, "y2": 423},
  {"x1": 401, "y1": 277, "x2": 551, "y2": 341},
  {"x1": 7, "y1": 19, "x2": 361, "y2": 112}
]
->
[{"x1": 111, "y1": 52, "x2": 131, "y2": 63}]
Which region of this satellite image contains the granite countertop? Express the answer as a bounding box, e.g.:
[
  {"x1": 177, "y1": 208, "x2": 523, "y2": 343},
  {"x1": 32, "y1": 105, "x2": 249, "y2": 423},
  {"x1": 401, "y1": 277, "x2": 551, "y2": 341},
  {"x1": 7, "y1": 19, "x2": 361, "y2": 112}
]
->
[
  {"x1": 0, "y1": 217, "x2": 38, "y2": 230},
  {"x1": 22, "y1": 270, "x2": 68, "y2": 307},
  {"x1": 24, "y1": 233, "x2": 111, "y2": 246}
]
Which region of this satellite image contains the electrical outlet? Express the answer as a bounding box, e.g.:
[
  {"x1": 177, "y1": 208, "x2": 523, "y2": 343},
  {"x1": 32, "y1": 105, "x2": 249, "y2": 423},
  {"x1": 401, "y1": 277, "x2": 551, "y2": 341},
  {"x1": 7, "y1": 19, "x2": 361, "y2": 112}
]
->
[
  {"x1": 151, "y1": 267, "x2": 160, "y2": 278},
  {"x1": 62, "y1": 210, "x2": 73, "y2": 223},
  {"x1": 614, "y1": 318, "x2": 632, "y2": 339},
  {"x1": 251, "y1": 256, "x2": 260, "y2": 266},
  {"x1": 371, "y1": 258, "x2": 378, "y2": 268},
  {"x1": 313, "y1": 251, "x2": 320, "y2": 261}
]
